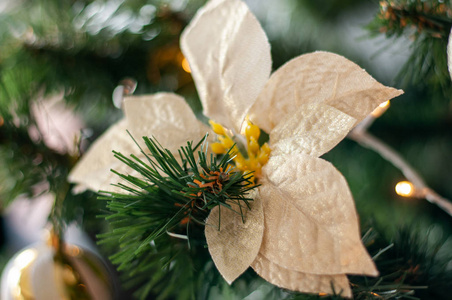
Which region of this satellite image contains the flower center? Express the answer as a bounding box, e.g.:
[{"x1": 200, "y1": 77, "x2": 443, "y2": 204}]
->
[{"x1": 209, "y1": 118, "x2": 271, "y2": 182}]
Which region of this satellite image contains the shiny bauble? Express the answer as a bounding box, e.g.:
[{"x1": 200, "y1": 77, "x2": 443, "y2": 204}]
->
[{"x1": 1, "y1": 242, "x2": 114, "y2": 300}]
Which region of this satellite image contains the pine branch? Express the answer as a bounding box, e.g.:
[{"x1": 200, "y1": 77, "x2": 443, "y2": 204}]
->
[
  {"x1": 95, "y1": 130, "x2": 452, "y2": 299},
  {"x1": 348, "y1": 225, "x2": 452, "y2": 300},
  {"x1": 349, "y1": 113, "x2": 452, "y2": 217},
  {"x1": 367, "y1": 0, "x2": 452, "y2": 94},
  {"x1": 97, "y1": 133, "x2": 257, "y2": 299},
  {"x1": 369, "y1": 1, "x2": 452, "y2": 39}
]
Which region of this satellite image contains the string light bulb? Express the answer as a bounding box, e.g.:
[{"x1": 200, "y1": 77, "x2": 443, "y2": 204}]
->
[
  {"x1": 379, "y1": 100, "x2": 390, "y2": 108},
  {"x1": 395, "y1": 181, "x2": 415, "y2": 197},
  {"x1": 371, "y1": 100, "x2": 390, "y2": 117}
]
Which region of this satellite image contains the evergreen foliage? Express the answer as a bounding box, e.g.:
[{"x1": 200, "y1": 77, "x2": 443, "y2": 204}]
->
[
  {"x1": 0, "y1": 0, "x2": 201, "y2": 207},
  {"x1": 367, "y1": 0, "x2": 452, "y2": 94},
  {"x1": 96, "y1": 133, "x2": 452, "y2": 299},
  {"x1": 97, "y1": 134, "x2": 257, "y2": 299}
]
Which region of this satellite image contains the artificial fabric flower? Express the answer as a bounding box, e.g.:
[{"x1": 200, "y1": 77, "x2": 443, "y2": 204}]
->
[
  {"x1": 69, "y1": 0, "x2": 403, "y2": 297},
  {"x1": 68, "y1": 93, "x2": 212, "y2": 193}
]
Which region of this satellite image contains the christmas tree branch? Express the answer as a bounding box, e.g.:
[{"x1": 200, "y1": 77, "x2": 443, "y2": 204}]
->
[
  {"x1": 96, "y1": 133, "x2": 258, "y2": 299},
  {"x1": 348, "y1": 114, "x2": 452, "y2": 217},
  {"x1": 367, "y1": 0, "x2": 452, "y2": 95}
]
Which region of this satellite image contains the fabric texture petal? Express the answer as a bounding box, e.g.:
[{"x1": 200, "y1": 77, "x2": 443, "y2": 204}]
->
[
  {"x1": 124, "y1": 93, "x2": 211, "y2": 154},
  {"x1": 251, "y1": 253, "x2": 352, "y2": 298},
  {"x1": 69, "y1": 93, "x2": 210, "y2": 193},
  {"x1": 269, "y1": 103, "x2": 356, "y2": 158},
  {"x1": 248, "y1": 51, "x2": 403, "y2": 134},
  {"x1": 205, "y1": 196, "x2": 264, "y2": 284},
  {"x1": 181, "y1": 0, "x2": 271, "y2": 132},
  {"x1": 68, "y1": 119, "x2": 134, "y2": 192},
  {"x1": 258, "y1": 153, "x2": 378, "y2": 276}
]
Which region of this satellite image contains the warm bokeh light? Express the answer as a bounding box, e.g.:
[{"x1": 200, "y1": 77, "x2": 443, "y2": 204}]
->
[
  {"x1": 14, "y1": 249, "x2": 37, "y2": 270},
  {"x1": 181, "y1": 57, "x2": 191, "y2": 73},
  {"x1": 67, "y1": 245, "x2": 81, "y2": 257},
  {"x1": 5, "y1": 248, "x2": 38, "y2": 296},
  {"x1": 371, "y1": 100, "x2": 390, "y2": 117},
  {"x1": 395, "y1": 181, "x2": 415, "y2": 197},
  {"x1": 379, "y1": 100, "x2": 390, "y2": 108}
]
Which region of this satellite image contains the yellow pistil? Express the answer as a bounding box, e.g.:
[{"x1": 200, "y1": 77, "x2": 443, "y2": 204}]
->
[
  {"x1": 209, "y1": 118, "x2": 271, "y2": 183},
  {"x1": 209, "y1": 120, "x2": 226, "y2": 135}
]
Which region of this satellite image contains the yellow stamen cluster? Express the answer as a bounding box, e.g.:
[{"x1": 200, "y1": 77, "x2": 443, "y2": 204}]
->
[{"x1": 209, "y1": 119, "x2": 271, "y2": 182}]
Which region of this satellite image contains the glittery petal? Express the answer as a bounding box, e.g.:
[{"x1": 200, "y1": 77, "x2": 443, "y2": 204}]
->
[
  {"x1": 205, "y1": 196, "x2": 264, "y2": 284},
  {"x1": 270, "y1": 103, "x2": 356, "y2": 158},
  {"x1": 181, "y1": 0, "x2": 271, "y2": 132},
  {"x1": 251, "y1": 253, "x2": 352, "y2": 298},
  {"x1": 258, "y1": 153, "x2": 378, "y2": 276},
  {"x1": 124, "y1": 93, "x2": 211, "y2": 153},
  {"x1": 248, "y1": 51, "x2": 403, "y2": 134}
]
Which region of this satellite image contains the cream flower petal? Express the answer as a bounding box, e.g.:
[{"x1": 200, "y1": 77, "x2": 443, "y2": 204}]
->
[
  {"x1": 69, "y1": 93, "x2": 210, "y2": 193},
  {"x1": 180, "y1": 0, "x2": 271, "y2": 132},
  {"x1": 270, "y1": 103, "x2": 356, "y2": 158},
  {"x1": 258, "y1": 153, "x2": 377, "y2": 276},
  {"x1": 248, "y1": 51, "x2": 403, "y2": 134},
  {"x1": 252, "y1": 253, "x2": 352, "y2": 298},
  {"x1": 205, "y1": 196, "x2": 264, "y2": 284},
  {"x1": 124, "y1": 93, "x2": 211, "y2": 154},
  {"x1": 68, "y1": 119, "x2": 135, "y2": 192}
]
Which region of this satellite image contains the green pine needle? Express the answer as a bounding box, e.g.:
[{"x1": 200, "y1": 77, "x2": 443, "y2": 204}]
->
[
  {"x1": 97, "y1": 133, "x2": 258, "y2": 299},
  {"x1": 101, "y1": 132, "x2": 257, "y2": 233},
  {"x1": 367, "y1": 0, "x2": 452, "y2": 94}
]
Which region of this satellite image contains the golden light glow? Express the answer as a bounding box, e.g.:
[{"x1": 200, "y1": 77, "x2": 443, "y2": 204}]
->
[
  {"x1": 14, "y1": 249, "x2": 37, "y2": 270},
  {"x1": 62, "y1": 265, "x2": 78, "y2": 285},
  {"x1": 379, "y1": 100, "x2": 390, "y2": 108},
  {"x1": 5, "y1": 248, "x2": 38, "y2": 299},
  {"x1": 371, "y1": 100, "x2": 390, "y2": 117},
  {"x1": 395, "y1": 181, "x2": 415, "y2": 197},
  {"x1": 67, "y1": 245, "x2": 81, "y2": 257},
  {"x1": 181, "y1": 57, "x2": 191, "y2": 73},
  {"x1": 7, "y1": 268, "x2": 22, "y2": 289}
]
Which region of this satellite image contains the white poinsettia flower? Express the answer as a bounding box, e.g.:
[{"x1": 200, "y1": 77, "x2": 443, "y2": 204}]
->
[
  {"x1": 181, "y1": 0, "x2": 402, "y2": 297},
  {"x1": 69, "y1": 0, "x2": 403, "y2": 297}
]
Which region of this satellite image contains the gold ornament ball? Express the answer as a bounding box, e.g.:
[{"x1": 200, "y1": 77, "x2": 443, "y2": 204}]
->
[{"x1": 1, "y1": 242, "x2": 114, "y2": 300}]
